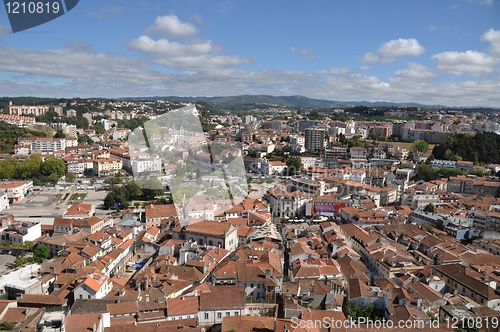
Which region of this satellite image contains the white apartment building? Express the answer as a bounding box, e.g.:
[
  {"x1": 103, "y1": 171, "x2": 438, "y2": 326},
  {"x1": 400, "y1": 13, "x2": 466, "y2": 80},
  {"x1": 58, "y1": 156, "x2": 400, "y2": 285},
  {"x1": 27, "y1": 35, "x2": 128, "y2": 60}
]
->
[
  {"x1": 8, "y1": 105, "x2": 48, "y2": 116},
  {"x1": 0, "y1": 220, "x2": 41, "y2": 244}
]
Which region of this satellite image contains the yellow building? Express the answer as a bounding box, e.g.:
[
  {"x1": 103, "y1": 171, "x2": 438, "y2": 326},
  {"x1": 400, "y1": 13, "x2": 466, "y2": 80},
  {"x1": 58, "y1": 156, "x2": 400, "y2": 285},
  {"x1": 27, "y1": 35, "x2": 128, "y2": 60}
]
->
[{"x1": 92, "y1": 158, "x2": 123, "y2": 177}]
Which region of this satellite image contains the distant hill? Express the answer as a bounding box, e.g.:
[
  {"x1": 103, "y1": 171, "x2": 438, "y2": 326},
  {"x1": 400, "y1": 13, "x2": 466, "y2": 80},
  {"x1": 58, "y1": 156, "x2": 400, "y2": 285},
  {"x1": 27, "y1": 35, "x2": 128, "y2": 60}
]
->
[
  {"x1": 4, "y1": 95, "x2": 497, "y2": 111},
  {"x1": 132, "y1": 95, "x2": 444, "y2": 109}
]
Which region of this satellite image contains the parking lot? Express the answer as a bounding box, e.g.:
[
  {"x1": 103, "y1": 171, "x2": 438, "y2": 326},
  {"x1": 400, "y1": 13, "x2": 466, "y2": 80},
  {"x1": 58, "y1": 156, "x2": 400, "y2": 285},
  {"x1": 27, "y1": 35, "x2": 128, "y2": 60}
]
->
[
  {"x1": 7, "y1": 188, "x2": 108, "y2": 219},
  {"x1": 0, "y1": 253, "x2": 19, "y2": 276}
]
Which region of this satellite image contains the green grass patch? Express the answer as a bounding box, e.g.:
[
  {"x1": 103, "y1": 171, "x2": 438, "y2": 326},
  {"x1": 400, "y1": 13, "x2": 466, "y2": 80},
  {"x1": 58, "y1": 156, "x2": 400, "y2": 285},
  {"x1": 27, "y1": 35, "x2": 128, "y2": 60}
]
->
[
  {"x1": 62, "y1": 193, "x2": 70, "y2": 201},
  {"x1": 69, "y1": 193, "x2": 78, "y2": 200},
  {"x1": 53, "y1": 194, "x2": 62, "y2": 202},
  {"x1": 76, "y1": 193, "x2": 86, "y2": 200}
]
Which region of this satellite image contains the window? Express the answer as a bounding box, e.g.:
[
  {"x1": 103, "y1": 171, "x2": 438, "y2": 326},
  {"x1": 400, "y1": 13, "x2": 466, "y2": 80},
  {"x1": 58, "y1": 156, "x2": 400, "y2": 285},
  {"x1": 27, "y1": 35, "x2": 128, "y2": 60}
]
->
[
  {"x1": 204, "y1": 313, "x2": 209, "y2": 320},
  {"x1": 481, "y1": 298, "x2": 484, "y2": 304},
  {"x1": 217, "y1": 312, "x2": 222, "y2": 319},
  {"x1": 209, "y1": 240, "x2": 213, "y2": 246},
  {"x1": 234, "y1": 312, "x2": 239, "y2": 316},
  {"x1": 88, "y1": 295, "x2": 91, "y2": 299},
  {"x1": 226, "y1": 312, "x2": 230, "y2": 316},
  {"x1": 250, "y1": 284, "x2": 254, "y2": 288},
  {"x1": 199, "y1": 239, "x2": 203, "y2": 245},
  {"x1": 79, "y1": 294, "x2": 83, "y2": 299}
]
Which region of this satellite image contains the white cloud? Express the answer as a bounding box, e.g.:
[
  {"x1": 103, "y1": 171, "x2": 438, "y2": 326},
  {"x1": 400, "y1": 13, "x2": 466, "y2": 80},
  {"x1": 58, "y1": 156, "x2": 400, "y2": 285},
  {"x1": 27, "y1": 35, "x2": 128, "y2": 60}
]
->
[
  {"x1": 427, "y1": 24, "x2": 438, "y2": 31},
  {"x1": 359, "y1": 66, "x2": 372, "y2": 71},
  {"x1": 154, "y1": 54, "x2": 252, "y2": 71},
  {"x1": 144, "y1": 15, "x2": 198, "y2": 38},
  {"x1": 481, "y1": 28, "x2": 500, "y2": 55},
  {"x1": 377, "y1": 38, "x2": 426, "y2": 58},
  {"x1": 449, "y1": 4, "x2": 458, "y2": 9},
  {"x1": 390, "y1": 63, "x2": 437, "y2": 82},
  {"x1": 129, "y1": 36, "x2": 213, "y2": 56},
  {"x1": 291, "y1": 47, "x2": 315, "y2": 60},
  {"x1": 0, "y1": 25, "x2": 9, "y2": 36},
  {"x1": 432, "y1": 50, "x2": 498, "y2": 76},
  {"x1": 362, "y1": 38, "x2": 425, "y2": 63}
]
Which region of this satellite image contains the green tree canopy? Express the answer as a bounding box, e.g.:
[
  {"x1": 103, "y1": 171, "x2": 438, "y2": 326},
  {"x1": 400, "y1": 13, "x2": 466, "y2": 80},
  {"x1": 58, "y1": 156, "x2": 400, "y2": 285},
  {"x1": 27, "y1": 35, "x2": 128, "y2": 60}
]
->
[
  {"x1": 411, "y1": 140, "x2": 429, "y2": 153},
  {"x1": 33, "y1": 245, "x2": 49, "y2": 263},
  {"x1": 65, "y1": 172, "x2": 77, "y2": 183},
  {"x1": 285, "y1": 156, "x2": 303, "y2": 176},
  {"x1": 41, "y1": 155, "x2": 65, "y2": 177},
  {"x1": 424, "y1": 203, "x2": 436, "y2": 214}
]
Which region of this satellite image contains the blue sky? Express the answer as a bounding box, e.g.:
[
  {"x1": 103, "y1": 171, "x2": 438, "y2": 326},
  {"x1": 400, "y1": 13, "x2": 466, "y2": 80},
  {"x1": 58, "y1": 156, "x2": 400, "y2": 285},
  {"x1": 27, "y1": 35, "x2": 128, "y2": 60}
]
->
[{"x1": 0, "y1": 0, "x2": 499, "y2": 106}]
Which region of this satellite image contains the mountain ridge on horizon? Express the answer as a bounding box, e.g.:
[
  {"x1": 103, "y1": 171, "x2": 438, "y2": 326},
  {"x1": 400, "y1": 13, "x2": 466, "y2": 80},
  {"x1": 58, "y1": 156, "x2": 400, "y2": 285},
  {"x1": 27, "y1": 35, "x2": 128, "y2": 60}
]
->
[{"x1": 2, "y1": 95, "x2": 497, "y2": 110}]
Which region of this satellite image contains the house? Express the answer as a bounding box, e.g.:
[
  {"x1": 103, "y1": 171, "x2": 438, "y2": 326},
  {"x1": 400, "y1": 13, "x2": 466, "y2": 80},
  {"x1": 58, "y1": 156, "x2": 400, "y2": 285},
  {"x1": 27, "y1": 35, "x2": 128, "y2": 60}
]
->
[
  {"x1": 174, "y1": 220, "x2": 238, "y2": 251},
  {"x1": 145, "y1": 204, "x2": 178, "y2": 228},
  {"x1": 62, "y1": 203, "x2": 95, "y2": 219},
  {"x1": 198, "y1": 285, "x2": 246, "y2": 325},
  {"x1": 0, "y1": 181, "x2": 32, "y2": 203},
  {"x1": 433, "y1": 264, "x2": 500, "y2": 310},
  {"x1": 0, "y1": 191, "x2": 8, "y2": 212},
  {"x1": 73, "y1": 270, "x2": 112, "y2": 300},
  {"x1": 0, "y1": 220, "x2": 41, "y2": 244},
  {"x1": 264, "y1": 188, "x2": 308, "y2": 218},
  {"x1": 53, "y1": 217, "x2": 104, "y2": 235}
]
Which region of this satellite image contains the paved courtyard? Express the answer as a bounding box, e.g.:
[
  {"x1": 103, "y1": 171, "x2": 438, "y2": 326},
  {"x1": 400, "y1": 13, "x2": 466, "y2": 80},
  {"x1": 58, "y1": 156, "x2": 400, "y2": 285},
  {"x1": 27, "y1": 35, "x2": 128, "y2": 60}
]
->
[{"x1": 6, "y1": 188, "x2": 108, "y2": 221}]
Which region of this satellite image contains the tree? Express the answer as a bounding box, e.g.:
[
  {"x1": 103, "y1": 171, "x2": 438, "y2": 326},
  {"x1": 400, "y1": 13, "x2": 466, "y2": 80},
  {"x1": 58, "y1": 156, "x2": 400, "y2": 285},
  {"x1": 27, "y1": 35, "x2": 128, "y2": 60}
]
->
[
  {"x1": 286, "y1": 156, "x2": 303, "y2": 176},
  {"x1": 411, "y1": 140, "x2": 429, "y2": 153},
  {"x1": 125, "y1": 180, "x2": 142, "y2": 198},
  {"x1": 41, "y1": 155, "x2": 65, "y2": 177},
  {"x1": 46, "y1": 173, "x2": 61, "y2": 185},
  {"x1": 0, "y1": 321, "x2": 15, "y2": 330},
  {"x1": 0, "y1": 158, "x2": 18, "y2": 180},
  {"x1": 33, "y1": 245, "x2": 49, "y2": 263},
  {"x1": 53, "y1": 131, "x2": 66, "y2": 138},
  {"x1": 140, "y1": 177, "x2": 164, "y2": 200},
  {"x1": 18, "y1": 155, "x2": 42, "y2": 179},
  {"x1": 424, "y1": 203, "x2": 435, "y2": 214},
  {"x1": 65, "y1": 172, "x2": 76, "y2": 183}
]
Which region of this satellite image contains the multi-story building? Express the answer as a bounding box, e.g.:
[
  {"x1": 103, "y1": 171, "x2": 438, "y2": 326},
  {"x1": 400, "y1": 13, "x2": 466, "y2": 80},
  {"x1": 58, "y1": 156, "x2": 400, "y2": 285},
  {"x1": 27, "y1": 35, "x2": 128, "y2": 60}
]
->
[
  {"x1": 0, "y1": 181, "x2": 33, "y2": 203},
  {"x1": 433, "y1": 264, "x2": 500, "y2": 309},
  {"x1": 73, "y1": 270, "x2": 112, "y2": 300},
  {"x1": 350, "y1": 146, "x2": 367, "y2": 159},
  {"x1": 174, "y1": 220, "x2": 238, "y2": 251},
  {"x1": 304, "y1": 127, "x2": 326, "y2": 153},
  {"x1": 0, "y1": 191, "x2": 8, "y2": 212},
  {"x1": 145, "y1": 204, "x2": 178, "y2": 228},
  {"x1": 17, "y1": 137, "x2": 78, "y2": 154},
  {"x1": 0, "y1": 220, "x2": 41, "y2": 244},
  {"x1": 53, "y1": 216, "x2": 104, "y2": 235},
  {"x1": 7, "y1": 105, "x2": 49, "y2": 116},
  {"x1": 264, "y1": 187, "x2": 308, "y2": 218},
  {"x1": 92, "y1": 158, "x2": 123, "y2": 177}
]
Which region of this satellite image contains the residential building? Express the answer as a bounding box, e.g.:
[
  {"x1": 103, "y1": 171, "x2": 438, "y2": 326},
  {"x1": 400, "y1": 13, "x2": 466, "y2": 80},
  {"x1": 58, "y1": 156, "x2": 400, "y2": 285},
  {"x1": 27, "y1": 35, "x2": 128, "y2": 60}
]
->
[
  {"x1": 0, "y1": 181, "x2": 33, "y2": 203},
  {"x1": 73, "y1": 270, "x2": 112, "y2": 300},
  {"x1": 174, "y1": 220, "x2": 238, "y2": 251},
  {"x1": 0, "y1": 220, "x2": 41, "y2": 244},
  {"x1": 7, "y1": 105, "x2": 48, "y2": 116},
  {"x1": 264, "y1": 188, "x2": 307, "y2": 218},
  {"x1": 92, "y1": 158, "x2": 123, "y2": 177},
  {"x1": 145, "y1": 204, "x2": 178, "y2": 228},
  {"x1": 304, "y1": 127, "x2": 326, "y2": 153},
  {"x1": 198, "y1": 285, "x2": 246, "y2": 325}
]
